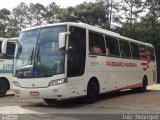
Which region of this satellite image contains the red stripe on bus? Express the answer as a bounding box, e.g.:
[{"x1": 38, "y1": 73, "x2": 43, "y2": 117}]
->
[
  {"x1": 110, "y1": 83, "x2": 143, "y2": 93},
  {"x1": 141, "y1": 57, "x2": 147, "y2": 60},
  {"x1": 141, "y1": 63, "x2": 148, "y2": 66}
]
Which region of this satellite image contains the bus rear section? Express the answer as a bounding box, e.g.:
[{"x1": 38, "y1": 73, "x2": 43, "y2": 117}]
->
[{"x1": 87, "y1": 30, "x2": 156, "y2": 94}]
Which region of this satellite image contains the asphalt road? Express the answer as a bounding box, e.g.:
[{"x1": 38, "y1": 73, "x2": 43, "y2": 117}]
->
[{"x1": 0, "y1": 84, "x2": 160, "y2": 120}]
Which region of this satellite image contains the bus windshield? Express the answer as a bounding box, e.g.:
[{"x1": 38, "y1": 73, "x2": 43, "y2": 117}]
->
[{"x1": 13, "y1": 25, "x2": 66, "y2": 78}]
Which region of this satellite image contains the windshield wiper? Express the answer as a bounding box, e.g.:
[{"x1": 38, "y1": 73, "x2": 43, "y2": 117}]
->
[
  {"x1": 28, "y1": 47, "x2": 34, "y2": 65},
  {"x1": 17, "y1": 40, "x2": 22, "y2": 48},
  {"x1": 36, "y1": 46, "x2": 40, "y2": 64},
  {"x1": 41, "y1": 73, "x2": 53, "y2": 77}
]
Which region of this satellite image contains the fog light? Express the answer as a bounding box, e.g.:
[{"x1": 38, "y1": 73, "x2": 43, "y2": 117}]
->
[{"x1": 14, "y1": 90, "x2": 20, "y2": 94}]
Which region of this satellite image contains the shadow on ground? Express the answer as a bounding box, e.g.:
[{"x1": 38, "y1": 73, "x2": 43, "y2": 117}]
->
[{"x1": 21, "y1": 89, "x2": 152, "y2": 108}]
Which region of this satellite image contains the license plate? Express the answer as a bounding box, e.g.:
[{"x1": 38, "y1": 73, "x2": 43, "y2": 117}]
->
[{"x1": 30, "y1": 91, "x2": 39, "y2": 96}]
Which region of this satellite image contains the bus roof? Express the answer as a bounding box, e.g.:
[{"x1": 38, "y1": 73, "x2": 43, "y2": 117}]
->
[
  {"x1": 0, "y1": 37, "x2": 17, "y2": 42},
  {"x1": 21, "y1": 22, "x2": 154, "y2": 47},
  {"x1": 0, "y1": 37, "x2": 7, "y2": 41}
]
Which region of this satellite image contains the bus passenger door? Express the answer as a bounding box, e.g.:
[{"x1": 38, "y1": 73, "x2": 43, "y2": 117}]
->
[{"x1": 66, "y1": 26, "x2": 86, "y2": 97}]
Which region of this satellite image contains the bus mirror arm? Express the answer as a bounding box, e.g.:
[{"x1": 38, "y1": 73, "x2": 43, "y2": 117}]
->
[
  {"x1": 59, "y1": 32, "x2": 70, "y2": 49},
  {"x1": 60, "y1": 48, "x2": 68, "y2": 55}
]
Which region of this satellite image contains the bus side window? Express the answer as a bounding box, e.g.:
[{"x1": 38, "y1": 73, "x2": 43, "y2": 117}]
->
[
  {"x1": 119, "y1": 40, "x2": 131, "y2": 58},
  {"x1": 147, "y1": 47, "x2": 155, "y2": 61},
  {"x1": 89, "y1": 31, "x2": 106, "y2": 55},
  {"x1": 0, "y1": 41, "x2": 4, "y2": 59},
  {"x1": 5, "y1": 42, "x2": 16, "y2": 59},
  {"x1": 140, "y1": 45, "x2": 147, "y2": 60},
  {"x1": 130, "y1": 42, "x2": 140, "y2": 59},
  {"x1": 105, "y1": 36, "x2": 119, "y2": 57}
]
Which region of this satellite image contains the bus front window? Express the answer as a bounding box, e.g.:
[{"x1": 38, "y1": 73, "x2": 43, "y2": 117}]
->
[
  {"x1": 13, "y1": 25, "x2": 66, "y2": 77},
  {"x1": 35, "y1": 26, "x2": 66, "y2": 76},
  {"x1": 13, "y1": 29, "x2": 39, "y2": 77}
]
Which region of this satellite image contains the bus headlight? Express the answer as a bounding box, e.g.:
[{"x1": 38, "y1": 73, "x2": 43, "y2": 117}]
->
[
  {"x1": 13, "y1": 81, "x2": 21, "y2": 87},
  {"x1": 49, "y1": 79, "x2": 66, "y2": 86}
]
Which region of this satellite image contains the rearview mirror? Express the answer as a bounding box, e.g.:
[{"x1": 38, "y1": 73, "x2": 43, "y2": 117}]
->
[
  {"x1": 58, "y1": 32, "x2": 70, "y2": 49},
  {"x1": 1, "y1": 39, "x2": 8, "y2": 54}
]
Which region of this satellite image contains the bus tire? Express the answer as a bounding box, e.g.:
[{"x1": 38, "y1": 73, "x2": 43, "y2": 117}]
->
[
  {"x1": 0, "y1": 80, "x2": 7, "y2": 97},
  {"x1": 134, "y1": 77, "x2": 148, "y2": 92},
  {"x1": 83, "y1": 80, "x2": 99, "y2": 104},
  {"x1": 140, "y1": 77, "x2": 148, "y2": 92},
  {"x1": 43, "y1": 99, "x2": 57, "y2": 104}
]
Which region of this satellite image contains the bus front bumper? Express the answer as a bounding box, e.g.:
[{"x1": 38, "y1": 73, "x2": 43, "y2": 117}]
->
[{"x1": 13, "y1": 83, "x2": 69, "y2": 100}]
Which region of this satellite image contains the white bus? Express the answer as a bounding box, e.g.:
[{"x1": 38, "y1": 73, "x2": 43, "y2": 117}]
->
[
  {"x1": 13, "y1": 22, "x2": 157, "y2": 103},
  {"x1": 0, "y1": 37, "x2": 17, "y2": 97}
]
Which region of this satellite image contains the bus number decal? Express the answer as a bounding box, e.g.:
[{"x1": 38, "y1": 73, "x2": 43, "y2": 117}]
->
[
  {"x1": 90, "y1": 61, "x2": 99, "y2": 66},
  {"x1": 3, "y1": 64, "x2": 13, "y2": 70}
]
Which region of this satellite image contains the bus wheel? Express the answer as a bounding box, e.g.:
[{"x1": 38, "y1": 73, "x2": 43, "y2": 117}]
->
[
  {"x1": 140, "y1": 77, "x2": 148, "y2": 92},
  {"x1": 0, "y1": 80, "x2": 7, "y2": 97},
  {"x1": 43, "y1": 99, "x2": 57, "y2": 104},
  {"x1": 134, "y1": 77, "x2": 148, "y2": 92},
  {"x1": 83, "y1": 80, "x2": 99, "y2": 104}
]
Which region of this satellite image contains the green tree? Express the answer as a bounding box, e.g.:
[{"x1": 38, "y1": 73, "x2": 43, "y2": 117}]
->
[
  {"x1": 6, "y1": 15, "x2": 19, "y2": 37},
  {"x1": 119, "y1": 0, "x2": 145, "y2": 36},
  {"x1": 143, "y1": 0, "x2": 160, "y2": 29},
  {"x1": 0, "y1": 8, "x2": 11, "y2": 37},
  {"x1": 28, "y1": 3, "x2": 47, "y2": 26},
  {"x1": 75, "y1": 2, "x2": 107, "y2": 28},
  {"x1": 57, "y1": 2, "x2": 108, "y2": 29},
  {"x1": 97, "y1": 0, "x2": 122, "y2": 29},
  {"x1": 12, "y1": 2, "x2": 28, "y2": 31},
  {"x1": 45, "y1": 2, "x2": 60, "y2": 23},
  {"x1": 56, "y1": 7, "x2": 78, "y2": 22}
]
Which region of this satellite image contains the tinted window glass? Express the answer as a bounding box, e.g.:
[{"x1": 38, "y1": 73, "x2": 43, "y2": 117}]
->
[
  {"x1": 6, "y1": 42, "x2": 16, "y2": 58},
  {"x1": 0, "y1": 41, "x2": 3, "y2": 59},
  {"x1": 119, "y1": 40, "x2": 131, "y2": 58},
  {"x1": 89, "y1": 31, "x2": 106, "y2": 55},
  {"x1": 130, "y1": 42, "x2": 140, "y2": 59},
  {"x1": 147, "y1": 47, "x2": 155, "y2": 61},
  {"x1": 105, "y1": 36, "x2": 119, "y2": 56},
  {"x1": 0, "y1": 41, "x2": 2, "y2": 53},
  {"x1": 140, "y1": 45, "x2": 147, "y2": 60},
  {"x1": 67, "y1": 26, "x2": 86, "y2": 77}
]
